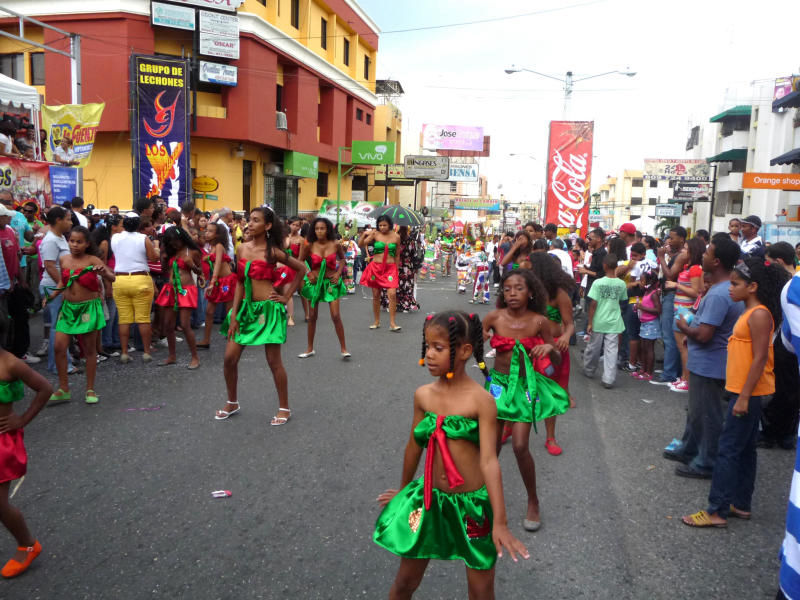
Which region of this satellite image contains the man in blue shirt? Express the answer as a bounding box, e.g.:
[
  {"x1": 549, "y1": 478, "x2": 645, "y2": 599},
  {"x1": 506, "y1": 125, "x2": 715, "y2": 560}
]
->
[{"x1": 666, "y1": 235, "x2": 744, "y2": 478}]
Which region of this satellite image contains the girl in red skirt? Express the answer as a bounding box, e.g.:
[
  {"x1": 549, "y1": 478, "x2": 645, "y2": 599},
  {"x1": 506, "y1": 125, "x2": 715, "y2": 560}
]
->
[
  {"x1": 0, "y1": 347, "x2": 52, "y2": 578},
  {"x1": 198, "y1": 223, "x2": 235, "y2": 349},
  {"x1": 155, "y1": 227, "x2": 205, "y2": 368},
  {"x1": 359, "y1": 215, "x2": 402, "y2": 331}
]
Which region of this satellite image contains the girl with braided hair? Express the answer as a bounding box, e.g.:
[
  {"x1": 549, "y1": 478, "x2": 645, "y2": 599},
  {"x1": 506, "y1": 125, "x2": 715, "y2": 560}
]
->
[
  {"x1": 213, "y1": 207, "x2": 306, "y2": 425},
  {"x1": 482, "y1": 269, "x2": 569, "y2": 532},
  {"x1": 528, "y1": 252, "x2": 576, "y2": 456},
  {"x1": 683, "y1": 256, "x2": 790, "y2": 528},
  {"x1": 374, "y1": 310, "x2": 528, "y2": 597}
]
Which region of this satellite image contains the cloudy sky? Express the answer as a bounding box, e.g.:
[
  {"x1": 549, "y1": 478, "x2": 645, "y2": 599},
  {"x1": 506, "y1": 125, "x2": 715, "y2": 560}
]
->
[{"x1": 358, "y1": 0, "x2": 800, "y2": 203}]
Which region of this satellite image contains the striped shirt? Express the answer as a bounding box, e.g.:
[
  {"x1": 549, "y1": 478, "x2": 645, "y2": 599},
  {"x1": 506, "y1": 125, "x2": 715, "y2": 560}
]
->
[{"x1": 779, "y1": 274, "x2": 800, "y2": 599}]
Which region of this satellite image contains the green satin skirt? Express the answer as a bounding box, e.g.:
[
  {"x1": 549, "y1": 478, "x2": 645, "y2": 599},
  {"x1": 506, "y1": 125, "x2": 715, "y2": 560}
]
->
[
  {"x1": 373, "y1": 478, "x2": 496, "y2": 571},
  {"x1": 300, "y1": 275, "x2": 347, "y2": 308},
  {"x1": 486, "y1": 369, "x2": 569, "y2": 423},
  {"x1": 220, "y1": 298, "x2": 287, "y2": 346},
  {"x1": 55, "y1": 298, "x2": 106, "y2": 335}
]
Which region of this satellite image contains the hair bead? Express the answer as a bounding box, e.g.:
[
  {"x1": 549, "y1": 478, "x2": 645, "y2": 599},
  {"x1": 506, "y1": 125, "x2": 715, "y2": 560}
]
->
[
  {"x1": 418, "y1": 358, "x2": 425, "y2": 366},
  {"x1": 446, "y1": 372, "x2": 454, "y2": 379}
]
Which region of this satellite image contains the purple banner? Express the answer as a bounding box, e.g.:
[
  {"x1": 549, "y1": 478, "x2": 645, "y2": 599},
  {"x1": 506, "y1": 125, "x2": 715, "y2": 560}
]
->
[
  {"x1": 130, "y1": 54, "x2": 191, "y2": 208},
  {"x1": 422, "y1": 124, "x2": 484, "y2": 151}
]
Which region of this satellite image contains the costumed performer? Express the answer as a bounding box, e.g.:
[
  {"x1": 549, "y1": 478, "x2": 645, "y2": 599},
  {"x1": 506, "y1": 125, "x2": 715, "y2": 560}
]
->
[
  {"x1": 359, "y1": 215, "x2": 402, "y2": 332},
  {"x1": 198, "y1": 222, "x2": 235, "y2": 349}
]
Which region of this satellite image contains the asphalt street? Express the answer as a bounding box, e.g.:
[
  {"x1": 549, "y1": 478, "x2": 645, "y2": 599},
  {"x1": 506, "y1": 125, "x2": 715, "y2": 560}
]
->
[{"x1": 3, "y1": 279, "x2": 795, "y2": 599}]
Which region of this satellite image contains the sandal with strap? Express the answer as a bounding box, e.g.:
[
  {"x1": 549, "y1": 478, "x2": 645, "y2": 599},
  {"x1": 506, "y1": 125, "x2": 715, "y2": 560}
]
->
[
  {"x1": 48, "y1": 388, "x2": 71, "y2": 405},
  {"x1": 215, "y1": 401, "x2": 240, "y2": 421},
  {"x1": 1, "y1": 540, "x2": 42, "y2": 578},
  {"x1": 729, "y1": 505, "x2": 752, "y2": 520},
  {"x1": 85, "y1": 390, "x2": 99, "y2": 404},
  {"x1": 682, "y1": 510, "x2": 727, "y2": 528},
  {"x1": 545, "y1": 437, "x2": 563, "y2": 456},
  {"x1": 270, "y1": 407, "x2": 291, "y2": 426}
]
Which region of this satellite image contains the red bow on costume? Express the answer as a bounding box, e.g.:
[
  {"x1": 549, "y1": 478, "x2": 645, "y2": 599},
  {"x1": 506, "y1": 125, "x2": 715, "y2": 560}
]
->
[{"x1": 423, "y1": 415, "x2": 465, "y2": 510}]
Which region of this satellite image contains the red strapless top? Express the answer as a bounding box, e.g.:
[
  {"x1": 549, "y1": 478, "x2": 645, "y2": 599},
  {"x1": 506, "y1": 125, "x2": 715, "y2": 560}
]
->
[
  {"x1": 310, "y1": 253, "x2": 337, "y2": 270},
  {"x1": 290, "y1": 243, "x2": 301, "y2": 257},
  {"x1": 169, "y1": 256, "x2": 190, "y2": 270},
  {"x1": 237, "y1": 260, "x2": 283, "y2": 284},
  {"x1": 61, "y1": 267, "x2": 100, "y2": 292},
  {"x1": 489, "y1": 335, "x2": 543, "y2": 352},
  {"x1": 208, "y1": 252, "x2": 231, "y2": 263}
]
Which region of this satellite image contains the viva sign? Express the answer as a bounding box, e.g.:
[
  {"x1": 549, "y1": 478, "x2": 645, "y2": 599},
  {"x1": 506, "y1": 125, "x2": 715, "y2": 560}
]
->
[{"x1": 351, "y1": 141, "x2": 395, "y2": 165}]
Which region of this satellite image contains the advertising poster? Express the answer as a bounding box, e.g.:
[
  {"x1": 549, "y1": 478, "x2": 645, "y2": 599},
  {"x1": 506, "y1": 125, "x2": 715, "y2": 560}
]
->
[
  {"x1": 422, "y1": 124, "x2": 484, "y2": 152},
  {"x1": 643, "y1": 158, "x2": 710, "y2": 181},
  {"x1": 0, "y1": 157, "x2": 52, "y2": 206},
  {"x1": 544, "y1": 121, "x2": 593, "y2": 235},
  {"x1": 49, "y1": 166, "x2": 81, "y2": 205},
  {"x1": 41, "y1": 102, "x2": 105, "y2": 168},
  {"x1": 130, "y1": 54, "x2": 191, "y2": 208}
]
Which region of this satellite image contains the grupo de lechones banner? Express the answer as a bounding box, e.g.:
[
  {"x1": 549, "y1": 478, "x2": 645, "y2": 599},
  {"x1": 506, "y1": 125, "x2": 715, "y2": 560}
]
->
[
  {"x1": 130, "y1": 54, "x2": 191, "y2": 208},
  {"x1": 545, "y1": 121, "x2": 594, "y2": 236}
]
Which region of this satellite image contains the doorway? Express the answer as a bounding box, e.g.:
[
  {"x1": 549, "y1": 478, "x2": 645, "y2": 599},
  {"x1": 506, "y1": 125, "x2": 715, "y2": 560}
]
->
[{"x1": 242, "y1": 160, "x2": 253, "y2": 212}]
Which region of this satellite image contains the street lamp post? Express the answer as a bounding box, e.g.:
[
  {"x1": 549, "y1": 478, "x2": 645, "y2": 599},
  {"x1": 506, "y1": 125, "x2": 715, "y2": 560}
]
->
[{"x1": 504, "y1": 66, "x2": 636, "y2": 118}]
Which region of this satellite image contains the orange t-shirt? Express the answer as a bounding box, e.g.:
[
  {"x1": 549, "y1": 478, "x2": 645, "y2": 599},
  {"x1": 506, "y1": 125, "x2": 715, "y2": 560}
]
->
[{"x1": 725, "y1": 305, "x2": 775, "y2": 396}]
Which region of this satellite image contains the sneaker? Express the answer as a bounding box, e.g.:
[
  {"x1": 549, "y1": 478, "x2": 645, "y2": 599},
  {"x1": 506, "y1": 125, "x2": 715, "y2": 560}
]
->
[
  {"x1": 156, "y1": 338, "x2": 169, "y2": 348},
  {"x1": 649, "y1": 378, "x2": 673, "y2": 386},
  {"x1": 664, "y1": 438, "x2": 682, "y2": 453},
  {"x1": 175, "y1": 336, "x2": 184, "y2": 343},
  {"x1": 128, "y1": 346, "x2": 137, "y2": 353},
  {"x1": 620, "y1": 363, "x2": 637, "y2": 373},
  {"x1": 669, "y1": 380, "x2": 689, "y2": 393},
  {"x1": 34, "y1": 340, "x2": 49, "y2": 357},
  {"x1": 96, "y1": 354, "x2": 108, "y2": 363},
  {"x1": 22, "y1": 354, "x2": 41, "y2": 364},
  {"x1": 106, "y1": 350, "x2": 120, "y2": 358},
  {"x1": 634, "y1": 372, "x2": 652, "y2": 381}
]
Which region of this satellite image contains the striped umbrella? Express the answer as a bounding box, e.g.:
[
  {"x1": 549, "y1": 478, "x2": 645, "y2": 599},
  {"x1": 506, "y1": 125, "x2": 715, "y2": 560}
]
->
[{"x1": 369, "y1": 205, "x2": 424, "y2": 227}]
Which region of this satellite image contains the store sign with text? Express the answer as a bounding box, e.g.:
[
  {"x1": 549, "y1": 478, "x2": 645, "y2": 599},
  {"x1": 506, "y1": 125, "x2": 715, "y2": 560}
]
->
[
  {"x1": 421, "y1": 124, "x2": 484, "y2": 152},
  {"x1": 742, "y1": 172, "x2": 800, "y2": 191},
  {"x1": 199, "y1": 61, "x2": 237, "y2": 86},
  {"x1": 151, "y1": 2, "x2": 195, "y2": 30},
  {"x1": 351, "y1": 141, "x2": 395, "y2": 165},
  {"x1": 168, "y1": 0, "x2": 242, "y2": 12},
  {"x1": 283, "y1": 151, "x2": 318, "y2": 179},
  {"x1": 448, "y1": 162, "x2": 479, "y2": 182},
  {"x1": 199, "y1": 10, "x2": 239, "y2": 59},
  {"x1": 403, "y1": 155, "x2": 449, "y2": 180},
  {"x1": 0, "y1": 157, "x2": 52, "y2": 206},
  {"x1": 643, "y1": 158, "x2": 710, "y2": 181},
  {"x1": 544, "y1": 121, "x2": 593, "y2": 233},
  {"x1": 454, "y1": 198, "x2": 499, "y2": 211}
]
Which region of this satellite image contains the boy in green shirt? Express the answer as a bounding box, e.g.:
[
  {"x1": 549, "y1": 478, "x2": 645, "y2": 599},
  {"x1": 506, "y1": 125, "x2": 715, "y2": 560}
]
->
[{"x1": 583, "y1": 253, "x2": 628, "y2": 388}]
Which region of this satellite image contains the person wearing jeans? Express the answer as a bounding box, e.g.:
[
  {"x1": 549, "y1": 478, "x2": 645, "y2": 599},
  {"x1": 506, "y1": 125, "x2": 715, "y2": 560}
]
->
[
  {"x1": 653, "y1": 227, "x2": 687, "y2": 385},
  {"x1": 40, "y1": 284, "x2": 72, "y2": 374}
]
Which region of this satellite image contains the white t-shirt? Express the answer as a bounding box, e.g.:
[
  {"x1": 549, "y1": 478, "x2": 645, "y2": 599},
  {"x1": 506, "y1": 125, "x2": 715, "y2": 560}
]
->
[
  {"x1": 549, "y1": 248, "x2": 573, "y2": 277},
  {"x1": 74, "y1": 211, "x2": 88, "y2": 228},
  {"x1": 0, "y1": 133, "x2": 12, "y2": 155},
  {"x1": 39, "y1": 231, "x2": 69, "y2": 288},
  {"x1": 111, "y1": 231, "x2": 150, "y2": 273},
  {"x1": 54, "y1": 145, "x2": 75, "y2": 164}
]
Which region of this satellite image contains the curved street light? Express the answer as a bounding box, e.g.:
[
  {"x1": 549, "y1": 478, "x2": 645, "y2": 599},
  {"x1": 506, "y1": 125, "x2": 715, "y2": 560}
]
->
[{"x1": 505, "y1": 65, "x2": 636, "y2": 117}]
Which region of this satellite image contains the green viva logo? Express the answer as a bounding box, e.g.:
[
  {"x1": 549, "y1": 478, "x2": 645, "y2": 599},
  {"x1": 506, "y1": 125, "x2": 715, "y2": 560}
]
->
[{"x1": 357, "y1": 144, "x2": 388, "y2": 160}]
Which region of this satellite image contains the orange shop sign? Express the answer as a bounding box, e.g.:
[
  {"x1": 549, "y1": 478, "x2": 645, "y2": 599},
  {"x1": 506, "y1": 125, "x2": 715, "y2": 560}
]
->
[{"x1": 742, "y1": 172, "x2": 800, "y2": 191}]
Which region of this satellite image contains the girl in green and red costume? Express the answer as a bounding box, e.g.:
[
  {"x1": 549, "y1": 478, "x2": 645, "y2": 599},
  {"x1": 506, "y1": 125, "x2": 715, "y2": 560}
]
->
[
  {"x1": 482, "y1": 269, "x2": 569, "y2": 532},
  {"x1": 374, "y1": 311, "x2": 528, "y2": 598},
  {"x1": 46, "y1": 226, "x2": 115, "y2": 405},
  {"x1": 198, "y1": 223, "x2": 235, "y2": 350},
  {"x1": 359, "y1": 215, "x2": 402, "y2": 331},
  {"x1": 0, "y1": 346, "x2": 52, "y2": 578},
  {"x1": 214, "y1": 207, "x2": 306, "y2": 425},
  {"x1": 155, "y1": 227, "x2": 205, "y2": 369},
  {"x1": 297, "y1": 217, "x2": 350, "y2": 360},
  {"x1": 281, "y1": 216, "x2": 310, "y2": 326}
]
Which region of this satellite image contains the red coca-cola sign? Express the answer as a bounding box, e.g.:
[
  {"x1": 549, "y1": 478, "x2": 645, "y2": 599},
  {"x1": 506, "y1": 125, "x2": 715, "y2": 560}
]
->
[{"x1": 544, "y1": 121, "x2": 594, "y2": 235}]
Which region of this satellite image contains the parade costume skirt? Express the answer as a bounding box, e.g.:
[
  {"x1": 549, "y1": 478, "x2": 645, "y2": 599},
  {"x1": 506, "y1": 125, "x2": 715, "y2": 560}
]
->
[
  {"x1": 360, "y1": 261, "x2": 399, "y2": 289},
  {"x1": 221, "y1": 298, "x2": 287, "y2": 346},
  {"x1": 486, "y1": 369, "x2": 569, "y2": 423},
  {"x1": 155, "y1": 283, "x2": 198, "y2": 309},
  {"x1": 0, "y1": 429, "x2": 26, "y2": 483},
  {"x1": 300, "y1": 276, "x2": 347, "y2": 308},
  {"x1": 373, "y1": 478, "x2": 496, "y2": 570},
  {"x1": 206, "y1": 273, "x2": 237, "y2": 304},
  {"x1": 55, "y1": 298, "x2": 107, "y2": 335}
]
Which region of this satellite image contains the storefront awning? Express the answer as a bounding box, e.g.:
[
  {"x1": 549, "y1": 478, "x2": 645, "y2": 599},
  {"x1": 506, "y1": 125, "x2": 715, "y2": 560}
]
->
[
  {"x1": 770, "y1": 148, "x2": 800, "y2": 166},
  {"x1": 773, "y1": 90, "x2": 800, "y2": 111},
  {"x1": 709, "y1": 105, "x2": 751, "y2": 123},
  {"x1": 706, "y1": 148, "x2": 747, "y2": 163}
]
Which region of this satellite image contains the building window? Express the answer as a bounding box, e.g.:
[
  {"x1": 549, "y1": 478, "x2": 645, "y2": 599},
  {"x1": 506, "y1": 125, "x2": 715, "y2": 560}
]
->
[
  {"x1": 320, "y1": 18, "x2": 327, "y2": 49},
  {"x1": 668, "y1": 180, "x2": 675, "y2": 188},
  {"x1": 364, "y1": 56, "x2": 370, "y2": 80},
  {"x1": 449, "y1": 182, "x2": 457, "y2": 193},
  {"x1": 290, "y1": 0, "x2": 299, "y2": 29},
  {"x1": 356, "y1": 108, "x2": 363, "y2": 121},
  {"x1": 276, "y1": 84, "x2": 283, "y2": 111},
  {"x1": 343, "y1": 39, "x2": 350, "y2": 66},
  {"x1": 30, "y1": 53, "x2": 45, "y2": 86},
  {"x1": 256, "y1": 0, "x2": 266, "y2": 5},
  {"x1": 649, "y1": 180, "x2": 657, "y2": 188},
  {"x1": 631, "y1": 197, "x2": 642, "y2": 205},
  {"x1": 366, "y1": 113, "x2": 371, "y2": 125},
  {"x1": 632, "y1": 178, "x2": 643, "y2": 188},
  {"x1": 0, "y1": 53, "x2": 24, "y2": 83},
  {"x1": 648, "y1": 197, "x2": 657, "y2": 205},
  {"x1": 316, "y1": 172, "x2": 329, "y2": 197}
]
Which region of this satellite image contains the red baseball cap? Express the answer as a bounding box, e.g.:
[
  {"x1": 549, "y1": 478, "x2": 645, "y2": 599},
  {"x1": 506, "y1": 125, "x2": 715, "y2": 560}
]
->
[{"x1": 619, "y1": 222, "x2": 636, "y2": 235}]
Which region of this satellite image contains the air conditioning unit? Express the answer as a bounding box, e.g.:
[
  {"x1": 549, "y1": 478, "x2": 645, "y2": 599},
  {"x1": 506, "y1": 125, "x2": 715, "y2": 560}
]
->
[
  {"x1": 263, "y1": 163, "x2": 282, "y2": 176},
  {"x1": 276, "y1": 111, "x2": 288, "y2": 131}
]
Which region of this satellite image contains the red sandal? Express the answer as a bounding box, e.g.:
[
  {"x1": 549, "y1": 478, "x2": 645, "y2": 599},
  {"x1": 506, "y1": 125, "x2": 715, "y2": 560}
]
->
[
  {"x1": 1, "y1": 540, "x2": 42, "y2": 578},
  {"x1": 501, "y1": 423, "x2": 513, "y2": 444},
  {"x1": 545, "y1": 438, "x2": 563, "y2": 456}
]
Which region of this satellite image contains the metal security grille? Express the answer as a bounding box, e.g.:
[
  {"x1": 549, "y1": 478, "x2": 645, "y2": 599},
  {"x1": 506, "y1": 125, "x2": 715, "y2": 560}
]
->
[{"x1": 265, "y1": 175, "x2": 297, "y2": 217}]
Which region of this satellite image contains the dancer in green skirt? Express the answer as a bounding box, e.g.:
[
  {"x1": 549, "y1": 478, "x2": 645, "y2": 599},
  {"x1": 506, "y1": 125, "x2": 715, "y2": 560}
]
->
[
  {"x1": 214, "y1": 207, "x2": 306, "y2": 425},
  {"x1": 46, "y1": 226, "x2": 115, "y2": 405},
  {"x1": 297, "y1": 218, "x2": 350, "y2": 360},
  {"x1": 482, "y1": 269, "x2": 568, "y2": 533},
  {"x1": 374, "y1": 311, "x2": 528, "y2": 599}
]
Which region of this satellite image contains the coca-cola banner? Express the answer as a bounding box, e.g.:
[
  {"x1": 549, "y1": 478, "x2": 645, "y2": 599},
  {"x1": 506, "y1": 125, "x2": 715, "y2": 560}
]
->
[{"x1": 545, "y1": 121, "x2": 593, "y2": 235}]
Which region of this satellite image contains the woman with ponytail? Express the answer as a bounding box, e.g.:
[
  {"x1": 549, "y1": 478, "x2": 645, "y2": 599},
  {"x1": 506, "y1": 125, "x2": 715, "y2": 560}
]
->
[
  {"x1": 482, "y1": 269, "x2": 569, "y2": 532},
  {"x1": 683, "y1": 256, "x2": 790, "y2": 528},
  {"x1": 374, "y1": 310, "x2": 528, "y2": 597},
  {"x1": 213, "y1": 207, "x2": 306, "y2": 425}
]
